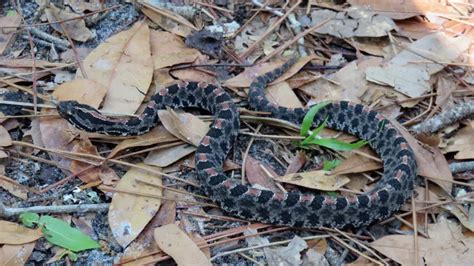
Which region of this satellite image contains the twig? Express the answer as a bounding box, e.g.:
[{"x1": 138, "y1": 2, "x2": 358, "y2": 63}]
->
[
  {"x1": 239, "y1": 0, "x2": 302, "y2": 60},
  {"x1": 410, "y1": 101, "x2": 474, "y2": 134},
  {"x1": 0, "y1": 174, "x2": 40, "y2": 194},
  {"x1": 251, "y1": 0, "x2": 284, "y2": 16},
  {"x1": 48, "y1": 3, "x2": 87, "y2": 78},
  {"x1": 241, "y1": 124, "x2": 262, "y2": 184},
  {"x1": 449, "y1": 161, "x2": 474, "y2": 173},
  {"x1": 0, "y1": 80, "x2": 51, "y2": 101},
  {"x1": 12, "y1": 141, "x2": 199, "y2": 187},
  {"x1": 0, "y1": 5, "x2": 121, "y2": 29},
  {"x1": 194, "y1": 1, "x2": 233, "y2": 14},
  {"x1": 328, "y1": 232, "x2": 384, "y2": 265},
  {"x1": 99, "y1": 185, "x2": 217, "y2": 208},
  {"x1": 333, "y1": 228, "x2": 388, "y2": 265},
  {"x1": 402, "y1": 90, "x2": 434, "y2": 126},
  {"x1": 20, "y1": 35, "x2": 69, "y2": 51},
  {"x1": 0, "y1": 202, "x2": 110, "y2": 218},
  {"x1": 412, "y1": 194, "x2": 419, "y2": 266},
  {"x1": 141, "y1": 2, "x2": 197, "y2": 31},
  {"x1": 28, "y1": 27, "x2": 70, "y2": 48},
  {"x1": 14, "y1": 3, "x2": 38, "y2": 114},
  {"x1": 240, "y1": 131, "x2": 304, "y2": 140},
  {"x1": 0, "y1": 100, "x2": 55, "y2": 109},
  {"x1": 259, "y1": 17, "x2": 331, "y2": 63},
  {"x1": 210, "y1": 234, "x2": 330, "y2": 261}
]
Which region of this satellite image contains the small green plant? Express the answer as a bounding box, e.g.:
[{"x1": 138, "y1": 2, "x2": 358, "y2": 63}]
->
[
  {"x1": 299, "y1": 102, "x2": 368, "y2": 151},
  {"x1": 19, "y1": 212, "x2": 100, "y2": 261},
  {"x1": 322, "y1": 159, "x2": 341, "y2": 171}
]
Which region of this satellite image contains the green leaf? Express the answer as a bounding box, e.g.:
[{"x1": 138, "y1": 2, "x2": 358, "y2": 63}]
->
[
  {"x1": 68, "y1": 251, "x2": 78, "y2": 261},
  {"x1": 301, "y1": 117, "x2": 328, "y2": 145},
  {"x1": 6, "y1": 10, "x2": 17, "y2": 16},
  {"x1": 303, "y1": 138, "x2": 368, "y2": 151},
  {"x1": 323, "y1": 159, "x2": 341, "y2": 171},
  {"x1": 300, "y1": 101, "x2": 330, "y2": 136},
  {"x1": 20, "y1": 212, "x2": 40, "y2": 227},
  {"x1": 38, "y1": 216, "x2": 100, "y2": 252}
]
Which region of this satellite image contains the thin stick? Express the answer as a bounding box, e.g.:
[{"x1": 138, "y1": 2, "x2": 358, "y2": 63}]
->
[
  {"x1": 241, "y1": 124, "x2": 262, "y2": 184},
  {"x1": 12, "y1": 141, "x2": 198, "y2": 187},
  {"x1": 412, "y1": 194, "x2": 420, "y2": 266},
  {"x1": 329, "y1": 232, "x2": 384, "y2": 265},
  {"x1": 0, "y1": 5, "x2": 121, "y2": 29},
  {"x1": 259, "y1": 18, "x2": 331, "y2": 63},
  {"x1": 239, "y1": 0, "x2": 302, "y2": 59},
  {"x1": 135, "y1": 178, "x2": 209, "y2": 201},
  {"x1": 99, "y1": 185, "x2": 217, "y2": 207},
  {"x1": 0, "y1": 203, "x2": 110, "y2": 218},
  {"x1": 210, "y1": 234, "x2": 329, "y2": 261},
  {"x1": 0, "y1": 174, "x2": 40, "y2": 195},
  {"x1": 334, "y1": 228, "x2": 388, "y2": 265}
]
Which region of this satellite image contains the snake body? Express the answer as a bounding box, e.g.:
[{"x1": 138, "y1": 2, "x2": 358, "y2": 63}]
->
[{"x1": 57, "y1": 59, "x2": 416, "y2": 228}]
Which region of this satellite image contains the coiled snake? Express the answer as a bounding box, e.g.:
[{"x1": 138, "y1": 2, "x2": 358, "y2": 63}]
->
[{"x1": 57, "y1": 59, "x2": 416, "y2": 228}]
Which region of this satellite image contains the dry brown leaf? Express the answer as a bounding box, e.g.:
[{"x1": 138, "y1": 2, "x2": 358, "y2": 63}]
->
[
  {"x1": 274, "y1": 171, "x2": 350, "y2": 191},
  {"x1": 301, "y1": 57, "x2": 396, "y2": 104},
  {"x1": 120, "y1": 191, "x2": 176, "y2": 265},
  {"x1": 64, "y1": 0, "x2": 101, "y2": 13},
  {"x1": 370, "y1": 218, "x2": 474, "y2": 265},
  {"x1": 285, "y1": 151, "x2": 306, "y2": 175},
  {"x1": 150, "y1": 30, "x2": 201, "y2": 70},
  {"x1": 442, "y1": 204, "x2": 474, "y2": 232},
  {"x1": 145, "y1": 143, "x2": 195, "y2": 167},
  {"x1": 141, "y1": 4, "x2": 194, "y2": 38},
  {"x1": 68, "y1": 138, "x2": 102, "y2": 183},
  {"x1": 265, "y1": 236, "x2": 308, "y2": 265},
  {"x1": 76, "y1": 20, "x2": 153, "y2": 115},
  {"x1": 307, "y1": 238, "x2": 328, "y2": 256},
  {"x1": 0, "y1": 175, "x2": 28, "y2": 200},
  {"x1": 171, "y1": 68, "x2": 217, "y2": 84},
  {"x1": 0, "y1": 12, "x2": 21, "y2": 54},
  {"x1": 44, "y1": 4, "x2": 93, "y2": 42},
  {"x1": 53, "y1": 79, "x2": 108, "y2": 108},
  {"x1": 366, "y1": 32, "x2": 472, "y2": 98},
  {"x1": 38, "y1": 112, "x2": 90, "y2": 178},
  {"x1": 395, "y1": 19, "x2": 440, "y2": 39},
  {"x1": 348, "y1": 0, "x2": 469, "y2": 19},
  {"x1": 435, "y1": 77, "x2": 456, "y2": 112},
  {"x1": 38, "y1": 107, "x2": 120, "y2": 184},
  {"x1": 0, "y1": 125, "x2": 12, "y2": 146},
  {"x1": 0, "y1": 57, "x2": 65, "y2": 69},
  {"x1": 266, "y1": 81, "x2": 303, "y2": 108},
  {"x1": 245, "y1": 155, "x2": 281, "y2": 192},
  {"x1": 391, "y1": 119, "x2": 452, "y2": 193},
  {"x1": 158, "y1": 109, "x2": 210, "y2": 146},
  {"x1": 109, "y1": 163, "x2": 163, "y2": 247},
  {"x1": 154, "y1": 224, "x2": 211, "y2": 266},
  {"x1": 109, "y1": 125, "x2": 179, "y2": 158},
  {"x1": 351, "y1": 38, "x2": 390, "y2": 56},
  {"x1": 442, "y1": 122, "x2": 474, "y2": 160},
  {"x1": 0, "y1": 221, "x2": 43, "y2": 244},
  {"x1": 332, "y1": 149, "x2": 382, "y2": 175},
  {"x1": 310, "y1": 7, "x2": 397, "y2": 38},
  {"x1": 0, "y1": 242, "x2": 35, "y2": 265}
]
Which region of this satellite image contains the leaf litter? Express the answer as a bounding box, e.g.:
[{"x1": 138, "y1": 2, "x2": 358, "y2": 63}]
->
[{"x1": 0, "y1": 0, "x2": 472, "y2": 265}]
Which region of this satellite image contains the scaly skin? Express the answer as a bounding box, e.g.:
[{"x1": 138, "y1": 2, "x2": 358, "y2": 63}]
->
[{"x1": 57, "y1": 59, "x2": 416, "y2": 228}]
